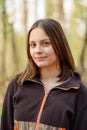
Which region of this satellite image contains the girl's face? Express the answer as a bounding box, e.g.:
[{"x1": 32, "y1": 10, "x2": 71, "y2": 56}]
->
[{"x1": 29, "y1": 27, "x2": 58, "y2": 69}]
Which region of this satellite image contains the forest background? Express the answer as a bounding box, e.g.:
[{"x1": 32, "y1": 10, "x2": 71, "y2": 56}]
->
[{"x1": 0, "y1": 0, "x2": 87, "y2": 116}]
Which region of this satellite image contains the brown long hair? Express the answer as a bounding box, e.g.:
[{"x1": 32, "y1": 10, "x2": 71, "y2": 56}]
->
[{"x1": 17, "y1": 18, "x2": 76, "y2": 84}]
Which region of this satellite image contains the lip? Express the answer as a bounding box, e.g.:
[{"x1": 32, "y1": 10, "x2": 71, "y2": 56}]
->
[{"x1": 35, "y1": 56, "x2": 46, "y2": 61}]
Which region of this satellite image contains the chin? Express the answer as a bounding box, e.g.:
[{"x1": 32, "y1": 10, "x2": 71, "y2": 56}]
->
[
  {"x1": 36, "y1": 64, "x2": 47, "y2": 68},
  {"x1": 37, "y1": 65, "x2": 45, "y2": 68}
]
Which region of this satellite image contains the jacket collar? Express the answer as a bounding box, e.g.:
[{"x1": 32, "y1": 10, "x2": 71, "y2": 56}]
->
[
  {"x1": 56, "y1": 72, "x2": 81, "y2": 90},
  {"x1": 24, "y1": 72, "x2": 81, "y2": 91}
]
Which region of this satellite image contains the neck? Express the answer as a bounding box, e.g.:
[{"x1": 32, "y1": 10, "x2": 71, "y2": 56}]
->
[{"x1": 40, "y1": 66, "x2": 61, "y2": 81}]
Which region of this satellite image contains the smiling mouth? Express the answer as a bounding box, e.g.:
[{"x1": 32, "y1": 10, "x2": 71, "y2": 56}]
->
[{"x1": 35, "y1": 57, "x2": 46, "y2": 61}]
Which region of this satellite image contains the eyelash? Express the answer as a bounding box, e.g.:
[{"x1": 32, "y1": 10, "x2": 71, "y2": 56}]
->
[
  {"x1": 29, "y1": 41, "x2": 50, "y2": 48},
  {"x1": 42, "y1": 42, "x2": 50, "y2": 46},
  {"x1": 30, "y1": 43, "x2": 36, "y2": 47}
]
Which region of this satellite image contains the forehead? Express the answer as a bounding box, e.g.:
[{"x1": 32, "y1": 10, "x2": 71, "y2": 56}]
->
[{"x1": 29, "y1": 27, "x2": 49, "y2": 41}]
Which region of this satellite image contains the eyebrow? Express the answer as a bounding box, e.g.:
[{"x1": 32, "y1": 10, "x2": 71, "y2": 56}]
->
[{"x1": 29, "y1": 38, "x2": 50, "y2": 43}]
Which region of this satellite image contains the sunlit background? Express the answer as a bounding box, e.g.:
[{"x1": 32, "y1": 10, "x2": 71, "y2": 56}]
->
[{"x1": 0, "y1": 0, "x2": 87, "y2": 114}]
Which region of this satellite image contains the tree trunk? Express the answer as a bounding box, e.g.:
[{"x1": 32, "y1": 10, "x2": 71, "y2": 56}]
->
[
  {"x1": 57, "y1": 0, "x2": 65, "y2": 26},
  {"x1": 22, "y1": 0, "x2": 28, "y2": 36},
  {"x1": 10, "y1": 23, "x2": 19, "y2": 71},
  {"x1": 1, "y1": 0, "x2": 7, "y2": 74},
  {"x1": 80, "y1": 22, "x2": 87, "y2": 72}
]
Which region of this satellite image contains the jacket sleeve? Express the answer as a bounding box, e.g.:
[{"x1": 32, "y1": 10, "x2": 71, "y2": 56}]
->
[
  {"x1": 73, "y1": 84, "x2": 87, "y2": 130},
  {"x1": 1, "y1": 79, "x2": 17, "y2": 130}
]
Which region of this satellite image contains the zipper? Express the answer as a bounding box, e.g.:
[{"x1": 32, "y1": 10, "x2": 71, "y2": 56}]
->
[{"x1": 34, "y1": 88, "x2": 50, "y2": 130}]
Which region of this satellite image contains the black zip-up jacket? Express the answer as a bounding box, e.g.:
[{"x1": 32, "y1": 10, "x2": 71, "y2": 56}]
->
[{"x1": 1, "y1": 73, "x2": 87, "y2": 130}]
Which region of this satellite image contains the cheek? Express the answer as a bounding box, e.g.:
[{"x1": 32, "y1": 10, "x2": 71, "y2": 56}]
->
[
  {"x1": 30, "y1": 49, "x2": 34, "y2": 57},
  {"x1": 49, "y1": 50, "x2": 57, "y2": 61},
  {"x1": 47, "y1": 48, "x2": 56, "y2": 57}
]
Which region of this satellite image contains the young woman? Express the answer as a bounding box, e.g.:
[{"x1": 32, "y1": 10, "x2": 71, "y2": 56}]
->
[{"x1": 1, "y1": 18, "x2": 87, "y2": 130}]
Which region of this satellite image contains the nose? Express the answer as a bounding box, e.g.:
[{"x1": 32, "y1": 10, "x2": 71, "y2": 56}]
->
[{"x1": 35, "y1": 45, "x2": 42, "y2": 53}]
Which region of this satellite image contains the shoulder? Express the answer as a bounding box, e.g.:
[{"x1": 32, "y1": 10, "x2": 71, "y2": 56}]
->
[
  {"x1": 76, "y1": 83, "x2": 87, "y2": 106},
  {"x1": 79, "y1": 83, "x2": 87, "y2": 96},
  {"x1": 5, "y1": 77, "x2": 19, "y2": 95}
]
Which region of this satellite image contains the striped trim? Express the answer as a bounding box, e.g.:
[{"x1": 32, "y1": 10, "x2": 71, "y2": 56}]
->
[
  {"x1": 14, "y1": 120, "x2": 66, "y2": 130},
  {"x1": 14, "y1": 120, "x2": 18, "y2": 130}
]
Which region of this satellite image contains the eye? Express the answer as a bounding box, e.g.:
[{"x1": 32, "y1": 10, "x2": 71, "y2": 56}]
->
[
  {"x1": 42, "y1": 41, "x2": 50, "y2": 46},
  {"x1": 29, "y1": 42, "x2": 36, "y2": 48}
]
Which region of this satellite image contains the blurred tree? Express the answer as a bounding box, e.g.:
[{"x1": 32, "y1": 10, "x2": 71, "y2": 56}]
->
[
  {"x1": 1, "y1": 0, "x2": 8, "y2": 74},
  {"x1": 45, "y1": 0, "x2": 55, "y2": 18},
  {"x1": 45, "y1": 0, "x2": 65, "y2": 26},
  {"x1": 56, "y1": 0, "x2": 65, "y2": 26},
  {"x1": 10, "y1": 23, "x2": 20, "y2": 71},
  {"x1": 0, "y1": 0, "x2": 21, "y2": 79},
  {"x1": 22, "y1": 0, "x2": 28, "y2": 35},
  {"x1": 6, "y1": 0, "x2": 20, "y2": 73},
  {"x1": 34, "y1": 0, "x2": 38, "y2": 20},
  {"x1": 80, "y1": 21, "x2": 87, "y2": 71},
  {"x1": 68, "y1": 0, "x2": 87, "y2": 83},
  {"x1": 73, "y1": 0, "x2": 87, "y2": 72}
]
